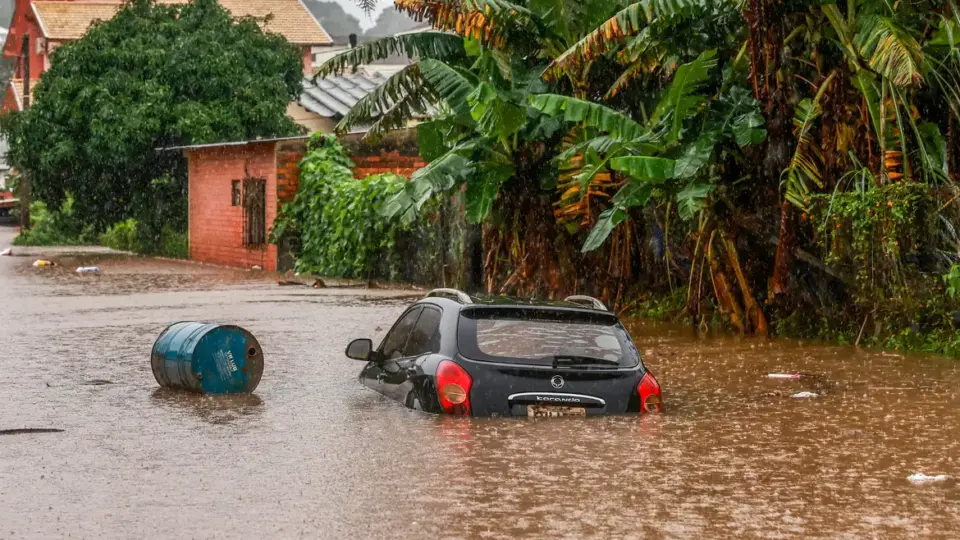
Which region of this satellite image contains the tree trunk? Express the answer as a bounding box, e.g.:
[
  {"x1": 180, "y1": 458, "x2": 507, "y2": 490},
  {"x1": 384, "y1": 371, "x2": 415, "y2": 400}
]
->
[
  {"x1": 723, "y1": 234, "x2": 769, "y2": 336},
  {"x1": 770, "y1": 201, "x2": 795, "y2": 298},
  {"x1": 708, "y1": 234, "x2": 746, "y2": 333}
]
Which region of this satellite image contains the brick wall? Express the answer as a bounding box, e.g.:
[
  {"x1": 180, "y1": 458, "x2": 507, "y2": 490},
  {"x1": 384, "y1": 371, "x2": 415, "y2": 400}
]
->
[
  {"x1": 352, "y1": 151, "x2": 426, "y2": 179},
  {"x1": 276, "y1": 141, "x2": 306, "y2": 204},
  {"x1": 187, "y1": 142, "x2": 279, "y2": 271}
]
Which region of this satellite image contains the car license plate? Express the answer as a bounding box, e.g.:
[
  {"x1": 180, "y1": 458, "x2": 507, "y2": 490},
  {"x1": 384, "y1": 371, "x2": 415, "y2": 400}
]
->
[{"x1": 527, "y1": 405, "x2": 586, "y2": 418}]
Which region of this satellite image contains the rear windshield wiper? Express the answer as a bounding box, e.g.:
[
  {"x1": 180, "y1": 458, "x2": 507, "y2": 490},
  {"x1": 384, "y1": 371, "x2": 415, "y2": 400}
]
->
[{"x1": 546, "y1": 355, "x2": 621, "y2": 368}]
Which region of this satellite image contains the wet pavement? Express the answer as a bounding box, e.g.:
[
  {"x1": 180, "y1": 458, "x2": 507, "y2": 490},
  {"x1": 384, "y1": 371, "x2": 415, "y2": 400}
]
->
[{"x1": 1, "y1": 224, "x2": 958, "y2": 538}]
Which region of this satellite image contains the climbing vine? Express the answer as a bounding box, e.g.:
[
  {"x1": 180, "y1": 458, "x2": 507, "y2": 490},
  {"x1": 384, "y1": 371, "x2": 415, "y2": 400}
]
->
[{"x1": 271, "y1": 134, "x2": 444, "y2": 280}]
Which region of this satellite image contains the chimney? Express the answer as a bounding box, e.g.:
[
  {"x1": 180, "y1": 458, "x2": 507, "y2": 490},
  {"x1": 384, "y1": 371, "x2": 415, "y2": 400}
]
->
[{"x1": 349, "y1": 34, "x2": 358, "y2": 48}]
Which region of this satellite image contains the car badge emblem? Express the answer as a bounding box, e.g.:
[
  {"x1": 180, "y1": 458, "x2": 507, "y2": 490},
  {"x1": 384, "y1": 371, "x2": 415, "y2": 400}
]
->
[{"x1": 550, "y1": 375, "x2": 565, "y2": 389}]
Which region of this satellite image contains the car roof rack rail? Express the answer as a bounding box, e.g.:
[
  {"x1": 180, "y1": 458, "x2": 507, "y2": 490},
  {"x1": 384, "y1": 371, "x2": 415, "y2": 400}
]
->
[
  {"x1": 426, "y1": 288, "x2": 473, "y2": 304},
  {"x1": 564, "y1": 295, "x2": 608, "y2": 311}
]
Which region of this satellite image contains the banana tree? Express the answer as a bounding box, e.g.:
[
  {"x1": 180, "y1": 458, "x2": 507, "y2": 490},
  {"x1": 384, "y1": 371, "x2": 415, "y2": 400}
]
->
[
  {"x1": 326, "y1": 0, "x2": 658, "y2": 298},
  {"x1": 532, "y1": 49, "x2": 771, "y2": 332}
]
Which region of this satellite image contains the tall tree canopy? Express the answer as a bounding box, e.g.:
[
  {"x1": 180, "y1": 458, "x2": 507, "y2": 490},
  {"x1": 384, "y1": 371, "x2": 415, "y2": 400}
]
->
[{"x1": 2, "y1": 0, "x2": 304, "y2": 229}]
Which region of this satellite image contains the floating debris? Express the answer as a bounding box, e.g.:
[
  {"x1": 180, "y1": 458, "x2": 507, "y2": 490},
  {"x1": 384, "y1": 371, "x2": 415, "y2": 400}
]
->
[
  {"x1": 0, "y1": 428, "x2": 65, "y2": 436},
  {"x1": 32, "y1": 260, "x2": 55, "y2": 267},
  {"x1": 76, "y1": 267, "x2": 100, "y2": 274},
  {"x1": 0, "y1": 248, "x2": 11, "y2": 256},
  {"x1": 908, "y1": 473, "x2": 950, "y2": 484},
  {"x1": 791, "y1": 391, "x2": 819, "y2": 399},
  {"x1": 768, "y1": 373, "x2": 804, "y2": 380},
  {"x1": 82, "y1": 379, "x2": 115, "y2": 386}
]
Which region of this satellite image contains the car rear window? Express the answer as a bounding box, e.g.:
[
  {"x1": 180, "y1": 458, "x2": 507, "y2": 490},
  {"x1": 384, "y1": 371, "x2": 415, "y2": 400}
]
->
[{"x1": 457, "y1": 308, "x2": 641, "y2": 367}]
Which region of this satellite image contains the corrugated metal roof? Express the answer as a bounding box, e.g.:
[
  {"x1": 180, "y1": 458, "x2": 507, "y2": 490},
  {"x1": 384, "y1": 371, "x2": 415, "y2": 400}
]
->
[
  {"x1": 158, "y1": 135, "x2": 309, "y2": 152},
  {"x1": 298, "y1": 72, "x2": 390, "y2": 119}
]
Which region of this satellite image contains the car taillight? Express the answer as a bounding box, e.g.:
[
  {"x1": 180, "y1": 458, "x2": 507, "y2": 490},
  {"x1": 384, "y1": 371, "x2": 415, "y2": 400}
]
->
[
  {"x1": 437, "y1": 360, "x2": 472, "y2": 416},
  {"x1": 638, "y1": 372, "x2": 662, "y2": 413}
]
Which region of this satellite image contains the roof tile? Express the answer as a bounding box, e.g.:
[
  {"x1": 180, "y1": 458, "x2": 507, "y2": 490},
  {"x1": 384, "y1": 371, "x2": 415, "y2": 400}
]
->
[{"x1": 32, "y1": 0, "x2": 332, "y2": 45}]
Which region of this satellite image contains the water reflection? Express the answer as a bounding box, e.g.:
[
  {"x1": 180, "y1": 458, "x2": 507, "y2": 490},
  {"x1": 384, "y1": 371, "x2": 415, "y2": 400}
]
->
[{"x1": 149, "y1": 388, "x2": 264, "y2": 425}]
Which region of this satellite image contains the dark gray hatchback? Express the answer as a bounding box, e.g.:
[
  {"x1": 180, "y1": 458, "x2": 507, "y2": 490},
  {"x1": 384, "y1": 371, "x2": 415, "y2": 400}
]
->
[{"x1": 345, "y1": 289, "x2": 662, "y2": 417}]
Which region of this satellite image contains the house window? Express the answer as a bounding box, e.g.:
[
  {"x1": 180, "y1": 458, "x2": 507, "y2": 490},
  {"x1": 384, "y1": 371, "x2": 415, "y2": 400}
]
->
[
  {"x1": 242, "y1": 177, "x2": 267, "y2": 248},
  {"x1": 231, "y1": 180, "x2": 241, "y2": 206}
]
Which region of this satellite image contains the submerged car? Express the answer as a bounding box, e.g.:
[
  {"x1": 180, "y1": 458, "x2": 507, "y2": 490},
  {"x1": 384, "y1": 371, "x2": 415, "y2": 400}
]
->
[{"x1": 345, "y1": 289, "x2": 662, "y2": 417}]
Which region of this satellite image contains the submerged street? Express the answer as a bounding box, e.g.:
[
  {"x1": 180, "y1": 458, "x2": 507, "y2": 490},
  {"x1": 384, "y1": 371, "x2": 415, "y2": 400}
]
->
[{"x1": 1, "y1": 224, "x2": 958, "y2": 539}]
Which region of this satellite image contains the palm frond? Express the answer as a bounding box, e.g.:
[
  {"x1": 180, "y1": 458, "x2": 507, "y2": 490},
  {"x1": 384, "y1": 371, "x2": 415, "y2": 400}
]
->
[
  {"x1": 314, "y1": 32, "x2": 465, "y2": 78},
  {"x1": 335, "y1": 64, "x2": 439, "y2": 141},
  {"x1": 782, "y1": 73, "x2": 836, "y2": 209},
  {"x1": 529, "y1": 94, "x2": 646, "y2": 140},
  {"x1": 395, "y1": 0, "x2": 511, "y2": 49},
  {"x1": 649, "y1": 49, "x2": 717, "y2": 144},
  {"x1": 855, "y1": 15, "x2": 924, "y2": 88},
  {"x1": 606, "y1": 58, "x2": 652, "y2": 99},
  {"x1": 420, "y1": 58, "x2": 480, "y2": 115},
  {"x1": 354, "y1": 0, "x2": 378, "y2": 16},
  {"x1": 544, "y1": 0, "x2": 719, "y2": 82},
  {"x1": 380, "y1": 142, "x2": 478, "y2": 225}
]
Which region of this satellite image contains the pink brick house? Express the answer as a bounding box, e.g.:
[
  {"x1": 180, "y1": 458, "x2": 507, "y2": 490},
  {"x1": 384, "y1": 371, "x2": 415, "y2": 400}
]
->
[{"x1": 173, "y1": 133, "x2": 426, "y2": 272}]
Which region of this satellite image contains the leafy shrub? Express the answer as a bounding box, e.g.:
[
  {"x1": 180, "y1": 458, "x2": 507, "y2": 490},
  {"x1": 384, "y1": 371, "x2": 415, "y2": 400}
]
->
[
  {"x1": 99, "y1": 219, "x2": 187, "y2": 258},
  {"x1": 944, "y1": 264, "x2": 960, "y2": 299},
  {"x1": 272, "y1": 133, "x2": 441, "y2": 279},
  {"x1": 100, "y1": 218, "x2": 139, "y2": 252},
  {"x1": 14, "y1": 195, "x2": 95, "y2": 246},
  {"x1": 160, "y1": 226, "x2": 188, "y2": 259}
]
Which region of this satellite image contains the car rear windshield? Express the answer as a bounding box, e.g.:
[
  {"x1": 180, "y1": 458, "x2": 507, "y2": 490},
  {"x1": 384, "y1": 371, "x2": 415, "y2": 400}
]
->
[{"x1": 457, "y1": 308, "x2": 641, "y2": 368}]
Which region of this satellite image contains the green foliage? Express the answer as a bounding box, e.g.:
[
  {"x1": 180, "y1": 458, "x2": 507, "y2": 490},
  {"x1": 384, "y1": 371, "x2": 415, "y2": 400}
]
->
[
  {"x1": 529, "y1": 95, "x2": 646, "y2": 140},
  {"x1": 631, "y1": 287, "x2": 688, "y2": 321},
  {"x1": 944, "y1": 264, "x2": 960, "y2": 299},
  {"x1": 810, "y1": 182, "x2": 932, "y2": 303},
  {"x1": 536, "y1": 50, "x2": 761, "y2": 251},
  {"x1": 14, "y1": 196, "x2": 96, "y2": 246},
  {"x1": 339, "y1": 0, "x2": 960, "y2": 356},
  {"x1": 0, "y1": 0, "x2": 304, "y2": 231},
  {"x1": 133, "y1": 175, "x2": 188, "y2": 256},
  {"x1": 100, "y1": 219, "x2": 139, "y2": 252},
  {"x1": 272, "y1": 134, "x2": 441, "y2": 279},
  {"x1": 160, "y1": 227, "x2": 189, "y2": 260}
]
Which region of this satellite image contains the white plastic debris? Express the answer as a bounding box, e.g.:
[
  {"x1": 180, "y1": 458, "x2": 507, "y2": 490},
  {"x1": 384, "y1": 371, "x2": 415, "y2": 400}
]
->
[
  {"x1": 791, "y1": 391, "x2": 819, "y2": 399},
  {"x1": 908, "y1": 473, "x2": 950, "y2": 484},
  {"x1": 251, "y1": 265, "x2": 263, "y2": 271},
  {"x1": 76, "y1": 267, "x2": 100, "y2": 274},
  {"x1": 0, "y1": 248, "x2": 11, "y2": 256},
  {"x1": 768, "y1": 373, "x2": 803, "y2": 380}
]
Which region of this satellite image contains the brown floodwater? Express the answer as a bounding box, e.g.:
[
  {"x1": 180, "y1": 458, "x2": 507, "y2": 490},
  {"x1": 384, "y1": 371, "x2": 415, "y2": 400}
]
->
[{"x1": 1, "y1": 226, "x2": 958, "y2": 538}]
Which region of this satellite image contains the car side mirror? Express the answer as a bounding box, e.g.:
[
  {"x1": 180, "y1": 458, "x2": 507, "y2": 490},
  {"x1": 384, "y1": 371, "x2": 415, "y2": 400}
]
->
[{"x1": 346, "y1": 338, "x2": 374, "y2": 361}]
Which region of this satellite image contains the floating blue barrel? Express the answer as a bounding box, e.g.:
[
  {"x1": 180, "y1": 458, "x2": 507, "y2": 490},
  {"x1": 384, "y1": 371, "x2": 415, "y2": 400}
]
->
[{"x1": 151, "y1": 322, "x2": 264, "y2": 394}]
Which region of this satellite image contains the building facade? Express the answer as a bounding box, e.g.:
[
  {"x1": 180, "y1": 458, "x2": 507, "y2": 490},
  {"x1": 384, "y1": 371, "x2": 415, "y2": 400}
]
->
[{"x1": 0, "y1": 0, "x2": 333, "y2": 112}]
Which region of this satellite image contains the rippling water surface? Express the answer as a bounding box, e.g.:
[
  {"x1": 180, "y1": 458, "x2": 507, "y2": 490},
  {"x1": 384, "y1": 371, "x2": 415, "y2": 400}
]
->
[{"x1": 1, "y1": 226, "x2": 957, "y2": 538}]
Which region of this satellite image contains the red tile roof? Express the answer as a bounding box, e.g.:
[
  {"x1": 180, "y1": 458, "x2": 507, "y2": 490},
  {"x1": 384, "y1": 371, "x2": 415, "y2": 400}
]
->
[{"x1": 31, "y1": 0, "x2": 332, "y2": 45}]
